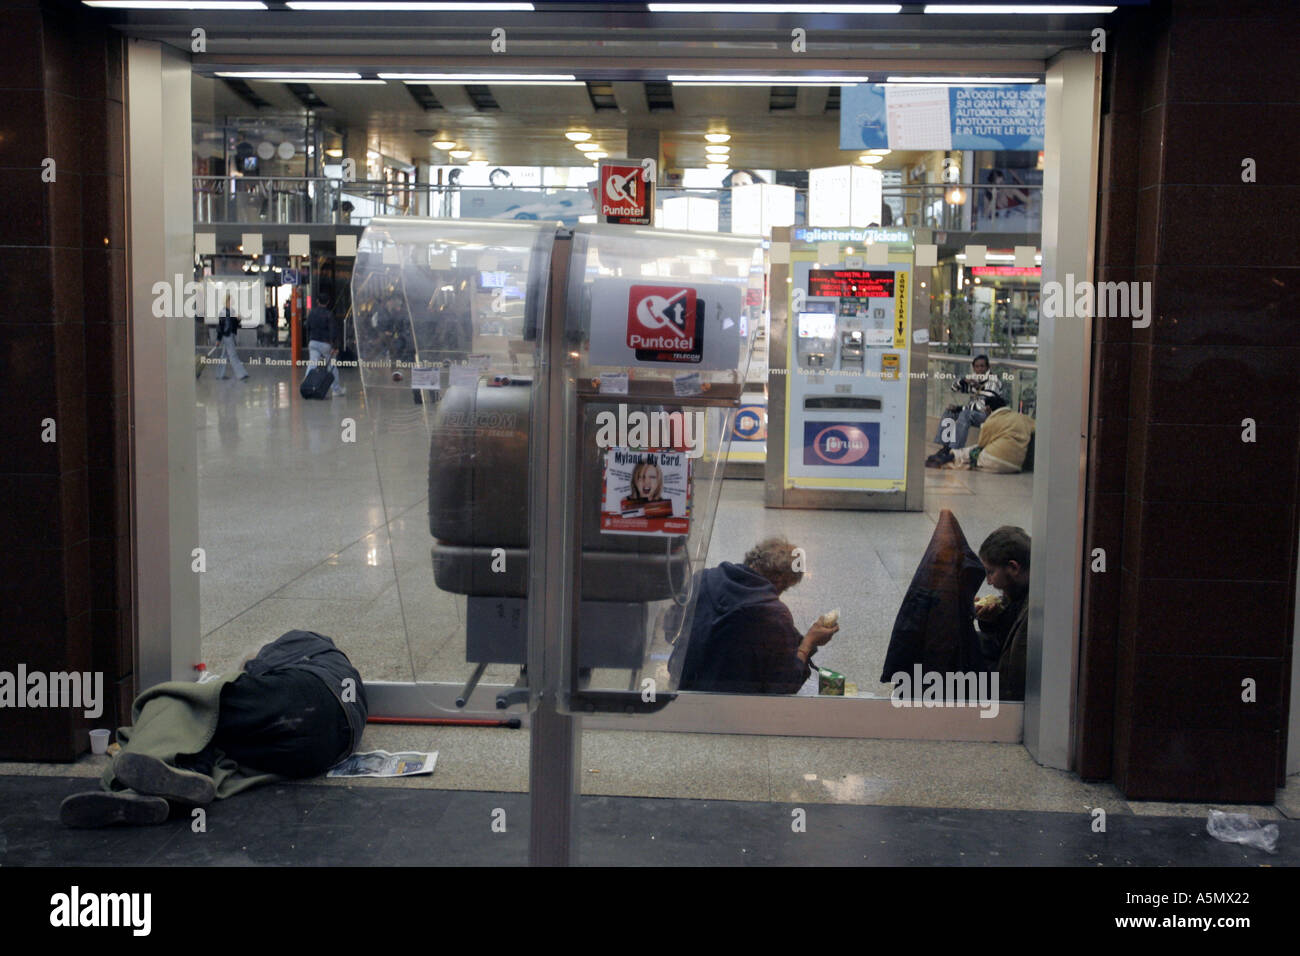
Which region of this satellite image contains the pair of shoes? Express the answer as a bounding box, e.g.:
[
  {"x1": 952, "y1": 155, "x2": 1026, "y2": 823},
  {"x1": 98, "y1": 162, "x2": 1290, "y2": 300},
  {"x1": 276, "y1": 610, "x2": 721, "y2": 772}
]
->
[
  {"x1": 925, "y1": 446, "x2": 955, "y2": 469},
  {"x1": 114, "y1": 752, "x2": 216, "y2": 805},
  {"x1": 239, "y1": 374, "x2": 250, "y2": 381},
  {"x1": 332, "y1": 388, "x2": 347, "y2": 397},
  {"x1": 60, "y1": 791, "x2": 169, "y2": 828}
]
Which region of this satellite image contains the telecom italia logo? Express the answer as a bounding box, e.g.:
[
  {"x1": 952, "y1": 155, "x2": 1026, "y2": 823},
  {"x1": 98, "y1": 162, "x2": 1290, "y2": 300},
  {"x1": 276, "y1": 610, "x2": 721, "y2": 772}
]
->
[
  {"x1": 0, "y1": 665, "x2": 103, "y2": 718},
  {"x1": 626, "y1": 285, "x2": 696, "y2": 351}
]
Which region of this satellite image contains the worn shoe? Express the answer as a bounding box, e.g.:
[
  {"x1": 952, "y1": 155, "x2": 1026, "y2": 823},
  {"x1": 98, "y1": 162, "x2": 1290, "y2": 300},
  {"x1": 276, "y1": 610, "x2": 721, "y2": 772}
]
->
[
  {"x1": 59, "y1": 790, "x2": 170, "y2": 828},
  {"x1": 925, "y1": 446, "x2": 955, "y2": 469},
  {"x1": 114, "y1": 752, "x2": 215, "y2": 805}
]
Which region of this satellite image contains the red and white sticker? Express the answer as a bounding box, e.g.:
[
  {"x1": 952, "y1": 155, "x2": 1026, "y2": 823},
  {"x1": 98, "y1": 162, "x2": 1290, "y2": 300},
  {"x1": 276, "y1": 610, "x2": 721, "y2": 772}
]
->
[
  {"x1": 600, "y1": 162, "x2": 651, "y2": 223},
  {"x1": 626, "y1": 285, "x2": 697, "y2": 352}
]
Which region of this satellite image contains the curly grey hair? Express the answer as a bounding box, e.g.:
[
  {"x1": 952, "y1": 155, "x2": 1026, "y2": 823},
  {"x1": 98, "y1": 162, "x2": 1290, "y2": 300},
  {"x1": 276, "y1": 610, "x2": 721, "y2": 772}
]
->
[{"x1": 743, "y1": 537, "x2": 804, "y2": 593}]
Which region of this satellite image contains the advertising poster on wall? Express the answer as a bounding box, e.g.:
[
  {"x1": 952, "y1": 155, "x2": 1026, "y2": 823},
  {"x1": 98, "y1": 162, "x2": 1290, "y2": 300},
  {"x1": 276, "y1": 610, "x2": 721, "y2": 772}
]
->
[
  {"x1": 599, "y1": 447, "x2": 692, "y2": 536},
  {"x1": 840, "y1": 84, "x2": 1046, "y2": 151}
]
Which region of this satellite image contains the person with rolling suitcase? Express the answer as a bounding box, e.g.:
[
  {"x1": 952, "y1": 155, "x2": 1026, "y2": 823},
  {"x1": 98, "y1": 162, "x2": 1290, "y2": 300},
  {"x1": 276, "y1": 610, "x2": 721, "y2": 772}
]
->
[{"x1": 302, "y1": 293, "x2": 345, "y2": 399}]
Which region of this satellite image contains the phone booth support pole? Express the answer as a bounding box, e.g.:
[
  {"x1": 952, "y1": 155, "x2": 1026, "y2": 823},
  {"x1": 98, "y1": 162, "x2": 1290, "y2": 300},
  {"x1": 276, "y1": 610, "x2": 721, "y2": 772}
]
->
[{"x1": 528, "y1": 235, "x2": 582, "y2": 866}]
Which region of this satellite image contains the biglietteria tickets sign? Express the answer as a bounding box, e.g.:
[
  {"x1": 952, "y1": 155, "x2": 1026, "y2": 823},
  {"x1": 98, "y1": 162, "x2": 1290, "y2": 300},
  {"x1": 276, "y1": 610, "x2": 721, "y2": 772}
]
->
[{"x1": 599, "y1": 161, "x2": 653, "y2": 225}]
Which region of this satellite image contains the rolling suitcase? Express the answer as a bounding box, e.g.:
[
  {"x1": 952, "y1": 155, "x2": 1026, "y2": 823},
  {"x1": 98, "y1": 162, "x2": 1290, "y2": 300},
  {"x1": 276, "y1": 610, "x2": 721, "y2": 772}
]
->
[{"x1": 300, "y1": 362, "x2": 335, "y2": 399}]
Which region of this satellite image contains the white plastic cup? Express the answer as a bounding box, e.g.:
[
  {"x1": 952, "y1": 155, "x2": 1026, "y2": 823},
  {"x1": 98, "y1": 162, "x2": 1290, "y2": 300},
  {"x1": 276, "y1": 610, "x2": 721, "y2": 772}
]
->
[{"x1": 89, "y1": 729, "x2": 111, "y2": 755}]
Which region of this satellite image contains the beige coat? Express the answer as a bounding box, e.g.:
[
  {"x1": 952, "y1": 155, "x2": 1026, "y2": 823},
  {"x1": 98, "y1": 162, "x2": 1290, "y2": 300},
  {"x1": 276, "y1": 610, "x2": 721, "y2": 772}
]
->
[{"x1": 977, "y1": 407, "x2": 1034, "y2": 471}]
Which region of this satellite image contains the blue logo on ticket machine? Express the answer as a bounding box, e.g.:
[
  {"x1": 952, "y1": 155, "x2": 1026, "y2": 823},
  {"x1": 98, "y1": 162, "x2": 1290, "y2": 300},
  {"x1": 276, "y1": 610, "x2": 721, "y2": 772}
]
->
[{"x1": 803, "y1": 422, "x2": 880, "y2": 467}]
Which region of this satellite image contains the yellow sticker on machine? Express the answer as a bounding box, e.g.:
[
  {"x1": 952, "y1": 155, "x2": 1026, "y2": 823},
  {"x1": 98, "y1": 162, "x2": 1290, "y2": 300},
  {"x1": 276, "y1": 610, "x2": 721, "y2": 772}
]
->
[
  {"x1": 881, "y1": 353, "x2": 900, "y2": 380},
  {"x1": 893, "y1": 270, "x2": 908, "y2": 348}
]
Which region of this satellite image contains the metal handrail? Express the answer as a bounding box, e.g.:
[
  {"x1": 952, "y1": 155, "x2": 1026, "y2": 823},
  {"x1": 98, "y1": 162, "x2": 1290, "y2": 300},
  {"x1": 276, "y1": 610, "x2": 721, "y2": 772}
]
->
[{"x1": 192, "y1": 174, "x2": 1044, "y2": 229}]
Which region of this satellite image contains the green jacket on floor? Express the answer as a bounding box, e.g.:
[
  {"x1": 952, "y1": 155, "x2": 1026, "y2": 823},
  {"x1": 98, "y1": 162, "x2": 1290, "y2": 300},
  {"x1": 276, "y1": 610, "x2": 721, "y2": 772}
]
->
[{"x1": 101, "y1": 675, "x2": 281, "y2": 799}]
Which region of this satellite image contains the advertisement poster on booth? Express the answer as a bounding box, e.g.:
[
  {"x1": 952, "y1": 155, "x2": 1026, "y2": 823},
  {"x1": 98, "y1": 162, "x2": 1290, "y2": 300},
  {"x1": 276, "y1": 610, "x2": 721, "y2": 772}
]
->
[{"x1": 599, "y1": 447, "x2": 692, "y2": 536}]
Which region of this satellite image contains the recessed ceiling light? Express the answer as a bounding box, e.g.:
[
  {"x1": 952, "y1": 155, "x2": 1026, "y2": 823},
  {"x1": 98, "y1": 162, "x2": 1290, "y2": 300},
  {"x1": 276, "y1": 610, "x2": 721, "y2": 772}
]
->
[
  {"x1": 705, "y1": 133, "x2": 731, "y2": 144},
  {"x1": 448, "y1": 149, "x2": 472, "y2": 159},
  {"x1": 432, "y1": 140, "x2": 457, "y2": 150},
  {"x1": 565, "y1": 131, "x2": 593, "y2": 142},
  {"x1": 575, "y1": 142, "x2": 601, "y2": 152},
  {"x1": 705, "y1": 145, "x2": 731, "y2": 155}
]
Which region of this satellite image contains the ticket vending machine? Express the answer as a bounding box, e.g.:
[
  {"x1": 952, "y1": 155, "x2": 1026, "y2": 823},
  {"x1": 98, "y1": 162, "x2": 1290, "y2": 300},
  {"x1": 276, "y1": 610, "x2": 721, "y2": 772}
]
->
[{"x1": 766, "y1": 226, "x2": 929, "y2": 511}]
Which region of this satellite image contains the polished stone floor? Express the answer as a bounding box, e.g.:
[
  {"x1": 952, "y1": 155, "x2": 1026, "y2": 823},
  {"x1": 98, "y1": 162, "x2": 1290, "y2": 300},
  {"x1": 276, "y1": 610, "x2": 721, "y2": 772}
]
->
[{"x1": 2, "y1": 774, "x2": 1296, "y2": 867}]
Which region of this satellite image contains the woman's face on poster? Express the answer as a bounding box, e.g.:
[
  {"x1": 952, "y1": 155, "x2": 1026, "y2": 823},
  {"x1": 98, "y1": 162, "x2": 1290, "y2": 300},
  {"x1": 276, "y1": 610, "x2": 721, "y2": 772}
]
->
[{"x1": 634, "y1": 463, "x2": 662, "y2": 499}]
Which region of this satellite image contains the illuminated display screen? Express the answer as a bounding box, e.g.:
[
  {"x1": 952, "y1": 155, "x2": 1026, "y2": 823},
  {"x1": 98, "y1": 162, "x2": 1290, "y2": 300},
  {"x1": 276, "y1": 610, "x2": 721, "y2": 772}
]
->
[
  {"x1": 808, "y1": 269, "x2": 895, "y2": 299},
  {"x1": 798, "y1": 313, "x2": 837, "y2": 340}
]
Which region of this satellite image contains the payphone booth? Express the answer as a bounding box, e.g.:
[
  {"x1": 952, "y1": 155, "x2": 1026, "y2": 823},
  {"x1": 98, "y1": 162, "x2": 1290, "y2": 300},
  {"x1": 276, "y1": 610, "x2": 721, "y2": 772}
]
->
[
  {"x1": 766, "y1": 226, "x2": 929, "y2": 512},
  {"x1": 351, "y1": 216, "x2": 764, "y2": 738}
]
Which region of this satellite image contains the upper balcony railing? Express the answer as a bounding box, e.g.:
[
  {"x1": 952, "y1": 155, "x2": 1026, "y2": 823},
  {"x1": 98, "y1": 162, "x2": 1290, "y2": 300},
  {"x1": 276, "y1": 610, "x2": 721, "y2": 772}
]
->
[{"x1": 193, "y1": 176, "x2": 1041, "y2": 233}]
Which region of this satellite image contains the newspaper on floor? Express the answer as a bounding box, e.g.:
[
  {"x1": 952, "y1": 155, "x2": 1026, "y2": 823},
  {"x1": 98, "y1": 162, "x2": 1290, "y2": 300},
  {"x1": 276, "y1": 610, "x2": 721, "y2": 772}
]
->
[{"x1": 327, "y1": 750, "x2": 439, "y2": 778}]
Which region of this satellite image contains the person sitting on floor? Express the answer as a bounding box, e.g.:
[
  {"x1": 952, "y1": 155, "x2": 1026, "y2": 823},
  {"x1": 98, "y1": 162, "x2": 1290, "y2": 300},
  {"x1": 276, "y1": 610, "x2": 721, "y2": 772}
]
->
[
  {"x1": 926, "y1": 393, "x2": 1034, "y2": 474},
  {"x1": 60, "y1": 630, "x2": 368, "y2": 828},
  {"x1": 668, "y1": 537, "x2": 839, "y2": 694},
  {"x1": 974, "y1": 526, "x2": 1031, "y2": 701}
]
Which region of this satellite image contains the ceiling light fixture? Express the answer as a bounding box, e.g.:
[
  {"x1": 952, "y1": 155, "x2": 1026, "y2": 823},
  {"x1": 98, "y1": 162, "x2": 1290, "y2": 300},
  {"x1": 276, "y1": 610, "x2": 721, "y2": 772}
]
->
[
  {"x1": 884, "y1": 75, "x2": 1041, "y2": 84},
  {"x1": 705, "y1": 133, "x2": 731, "y2": 144},
  {"x1": 84, "y1": 1, "x2": 266, "y2": 7},
  {"x1": 215, "y1": 71, "x2": 363, "y2": 80},
  {"x1": 575, "y1": 142, "x2": 601, "y2": 152},
  {"x1": 379, "y1": 73, "x2": 580, "y2": 85},
  {"x1": 467, "y1": 160, "x2": 489, "y2": 167},
  {"x1": 325, "y1": 148, "x2": 343, "y2": 158},
  {"x1": 448, "y1": 149, "x2": 473, "y2": 159},
  {"x1": 588, "y1": 151, "x2": 608, "y2": 159},
  {"x1": 288, "y1": 2, "x2": 533, "y2": 9},
  {"x1": 705, "y1": 145, "x2": 731, "y2": 155},
  {"x1": 670, "y1": 75, "x2": 871, "y2": 86},
  {"x1": 706, "y1": 162, "x2": 728, "y2": 170},
  {"x1": 922, "y1": 4, "x2": 1115, "y2": 12},
  {"x1": 565, "y1": 131, "x2": 593, "y2": 142},
  {"x1": 858, "y1": 154, "x2": 884, "y2": 164},
  {"x1": 867, "y1": 148, "x2": 891, "y2": 155},
  {"x1": 648, "y1": 3, "x2": 900, "y2": 11},
  {"x1": 432, "y1": 140, "x2": 457, "y2": 150}
]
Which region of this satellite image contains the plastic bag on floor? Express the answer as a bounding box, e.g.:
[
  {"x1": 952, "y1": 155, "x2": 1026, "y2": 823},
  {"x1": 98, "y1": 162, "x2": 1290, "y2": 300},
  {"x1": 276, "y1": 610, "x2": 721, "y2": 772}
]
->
[{"x1": 1205, "y1": 809, "x2": 1279, "y2": 853}]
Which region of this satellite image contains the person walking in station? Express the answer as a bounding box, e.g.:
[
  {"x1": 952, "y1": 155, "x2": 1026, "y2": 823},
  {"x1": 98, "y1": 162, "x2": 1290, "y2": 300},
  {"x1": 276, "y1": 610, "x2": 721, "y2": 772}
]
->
[{"x1": 215, "y1": 293, "x2": 250, "y2": 381}]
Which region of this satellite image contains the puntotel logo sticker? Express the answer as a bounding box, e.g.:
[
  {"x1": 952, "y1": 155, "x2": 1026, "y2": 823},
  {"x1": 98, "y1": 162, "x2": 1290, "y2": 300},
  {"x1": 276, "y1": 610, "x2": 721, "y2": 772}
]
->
[
  {"x1": 627, "y1": 285, "x2": 698, "y2": 358},
  {"x1": 803, "y1": 422, "x2": 879, "y2": 467}
]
